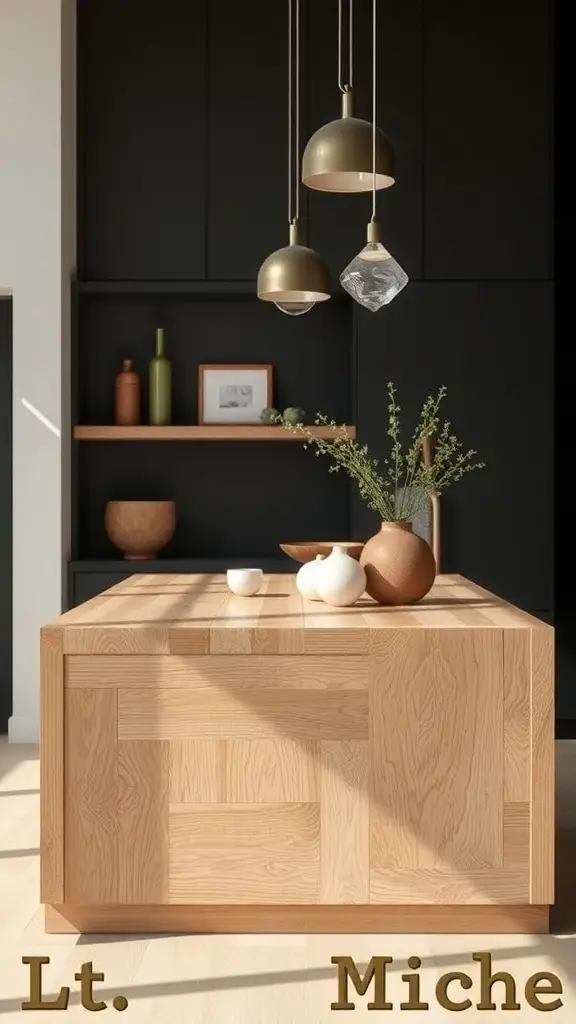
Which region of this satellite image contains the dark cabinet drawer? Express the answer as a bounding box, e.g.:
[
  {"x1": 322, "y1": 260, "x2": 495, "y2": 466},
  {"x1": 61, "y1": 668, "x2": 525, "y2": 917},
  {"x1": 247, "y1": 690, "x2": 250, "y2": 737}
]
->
[{"x1": 71, "y1": 572, "x2": 130, "y2": 608}]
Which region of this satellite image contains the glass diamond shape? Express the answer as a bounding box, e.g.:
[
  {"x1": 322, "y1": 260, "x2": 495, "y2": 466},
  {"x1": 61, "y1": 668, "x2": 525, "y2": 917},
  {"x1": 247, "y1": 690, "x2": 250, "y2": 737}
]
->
[{"x1": 340, "y1": 242, "x2": 409, "y2": 311}]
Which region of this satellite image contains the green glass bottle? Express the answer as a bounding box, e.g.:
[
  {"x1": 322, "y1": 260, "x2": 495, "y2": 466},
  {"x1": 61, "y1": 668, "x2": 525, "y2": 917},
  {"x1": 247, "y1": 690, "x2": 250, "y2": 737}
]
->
[{"x1": 149, "y1": 327, "x2": 172, "y2": 425}]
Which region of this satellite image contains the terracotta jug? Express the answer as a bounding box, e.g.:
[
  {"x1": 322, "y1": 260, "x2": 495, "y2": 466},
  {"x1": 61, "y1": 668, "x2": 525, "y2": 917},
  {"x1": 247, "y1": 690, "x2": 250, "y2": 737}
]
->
[
  {"x1": 114, "y1": 359, "x2": 140, "y2": 426},
  {"x1": 360, "y1": 522, "x2": 436, "y2": 605}
]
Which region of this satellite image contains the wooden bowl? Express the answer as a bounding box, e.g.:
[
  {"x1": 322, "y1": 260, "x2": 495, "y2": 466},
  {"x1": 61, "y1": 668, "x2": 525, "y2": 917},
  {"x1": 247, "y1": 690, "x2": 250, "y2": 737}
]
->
[
  {"x1": 105, "y1": 500, "x2": 176, "y2": 560},
  {"x1": 279, "y1": 541, "x2": 364, "y2": 564}
]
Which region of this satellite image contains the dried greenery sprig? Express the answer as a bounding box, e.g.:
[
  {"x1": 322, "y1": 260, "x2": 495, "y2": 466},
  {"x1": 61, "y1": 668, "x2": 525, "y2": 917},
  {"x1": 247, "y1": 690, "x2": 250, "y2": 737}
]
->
[{"x1": 279, "y1": 383, "x2": 485, "y2": 523}]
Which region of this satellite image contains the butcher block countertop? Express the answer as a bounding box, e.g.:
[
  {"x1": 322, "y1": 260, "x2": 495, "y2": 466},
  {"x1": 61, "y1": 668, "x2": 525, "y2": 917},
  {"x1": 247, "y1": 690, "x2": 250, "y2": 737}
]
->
[
  {"x1": 40, "y1": 572, "x2": 554, "y2": 936},
  {"x1": 47, "y1": 572, "x2": 548, "y2": 654}
]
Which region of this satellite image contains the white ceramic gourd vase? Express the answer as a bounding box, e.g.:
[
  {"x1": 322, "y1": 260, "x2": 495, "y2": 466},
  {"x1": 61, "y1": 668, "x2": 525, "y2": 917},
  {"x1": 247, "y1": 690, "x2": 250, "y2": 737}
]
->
[
  {"x1": 315, "y1": 545, "x2": 367, "y2": 607},
  {"x1": 296, "y1": 554, "x2": 325, "y2": 601}
]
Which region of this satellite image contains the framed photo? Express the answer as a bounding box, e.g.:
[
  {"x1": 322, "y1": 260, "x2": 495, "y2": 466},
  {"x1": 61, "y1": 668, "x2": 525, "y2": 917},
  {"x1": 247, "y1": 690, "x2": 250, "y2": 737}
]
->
[{"x1": 198, "y1": 364, "x2": 273, "y2": 425}]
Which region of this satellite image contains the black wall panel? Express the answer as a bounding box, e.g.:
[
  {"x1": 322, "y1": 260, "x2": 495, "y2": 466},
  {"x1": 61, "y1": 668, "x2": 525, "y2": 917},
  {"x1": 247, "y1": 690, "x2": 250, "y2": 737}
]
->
[
  {"x1": 355, "y1": 282, "x2": 553, "y2": 611},
  {"x1": 206, "y1": 0, "x2": 287, "y2": 280},
  {"x1": 77, "y1": 295, "x2": 352, "y2": 426},
  {"x1": 423, "y1": 0, "x2": 551, "y2": 280},
  {"x1": 79, "y1": 0, "x2": 207, "y2": 279}
]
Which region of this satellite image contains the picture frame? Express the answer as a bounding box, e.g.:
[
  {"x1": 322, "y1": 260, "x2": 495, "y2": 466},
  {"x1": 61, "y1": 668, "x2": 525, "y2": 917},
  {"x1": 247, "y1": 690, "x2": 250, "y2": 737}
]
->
[{"x1": 198, "y1": 364, "x2": 273, "y2": 425}]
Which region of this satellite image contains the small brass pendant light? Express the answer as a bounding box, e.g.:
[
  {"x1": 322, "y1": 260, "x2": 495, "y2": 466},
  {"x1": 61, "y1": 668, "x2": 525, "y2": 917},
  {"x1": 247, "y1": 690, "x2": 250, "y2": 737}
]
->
[
  {"x1": 257, "y1": 0, "x2": 330, "y2": 313},
  {"x1": 302, "y1": 0, "x2": 395, "y2": 193},
  {"x1": 339, "y1": 0, "x2": 408, "y2": 309}
]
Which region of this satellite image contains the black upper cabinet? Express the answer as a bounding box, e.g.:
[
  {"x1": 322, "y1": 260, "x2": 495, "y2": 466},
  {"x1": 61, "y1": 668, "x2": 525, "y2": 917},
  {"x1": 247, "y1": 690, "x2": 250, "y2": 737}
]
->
[
  {"x1": 206, "y1": 0, "x2": 286, "y2": 281},
  {"x1": 355, "y1": 281, "x2": 553, "y2": 611},
  {"x1": 79, "y1": 0, "x2": 206, "y2": 280},
  {"x1": 423, "y1": 0, "x2": 551, "y2": 280},
  {"x1": 307, "y1": 0, "x2": 423, "y2": 283}
]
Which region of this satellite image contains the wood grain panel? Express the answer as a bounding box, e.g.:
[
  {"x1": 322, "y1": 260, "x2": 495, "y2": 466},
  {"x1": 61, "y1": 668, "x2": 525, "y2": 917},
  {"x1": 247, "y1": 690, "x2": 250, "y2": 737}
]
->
[
  {"x1": 63, "y1": 627, "x2": 172, "y2": 655},
  {"x1": 370, "y1": 869, "x2": 529, "y2": 905},
  {"x1": 117, "y1": 740, "x2": 169, "y2": 903},
  {"x1": 40, "y1": 627, "x2": 64, "y2": 904},
  {"x1": 58, "y1": 576, "x2": 543, "y2": 659},
  {"x1": 226, "y1": 739, "x2": 319, "y2": 802},
  {"x1": 503, "y1": 631, "x2": 531, "y2": 802},
  {"x1": 302, "y1": 630, "x2": 370, "y2": 655},
  {"x1": 65, "y1": 688, "x2": 118, "y2": 904},
  {"x1": 530, "y1": 626, "x2": 554, "y2": 903},
  {"x1": 370, "y1": 630, "x2": 503, "y2": 876},
  {"x1": 207, "y1": 577, "x2": 305, "y2": 655},
  {"x1": 66, "y1": 654, "x2": 369, "y2": 689},
  {"x1": 118, "y1": 689, "x2": 368, "y2": 740},
  {"x1": 74, "y1": 424, "x2": 356, "y2": 441},
  {"x1": 320, "y1": 742, "x2": 369, "y2": 903},
  {"x1": 169, "y1": 804, "x2": 320, "y2": 904},
  {"x1": 45, "y1": 902, "x2": 549, "y2": 935},
  {"x1": 170, "y1": 740, "x2": 226, "y2": 803},
  {"x1": 503, "y1": 802, "x2": 530, "y2": 870}
]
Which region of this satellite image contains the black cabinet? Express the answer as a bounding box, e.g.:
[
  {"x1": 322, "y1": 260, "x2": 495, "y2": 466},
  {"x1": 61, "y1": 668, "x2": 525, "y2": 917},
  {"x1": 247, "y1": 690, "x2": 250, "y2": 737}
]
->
[
  {"x1": 71, "y1": 572, "x2": 130, "y2": 608},
  {"x1": 206, "y1": 0, "x2": 287, "y2": 280},
  {"x1": 74, "y1": 1, "x2": 555, "y2": 709},
  {"x1": 423, "y1": 0, "x2": 551, "y2": 280},
  {"x1": 79, "y1": 0, "x2": 207, "y2": 280}
]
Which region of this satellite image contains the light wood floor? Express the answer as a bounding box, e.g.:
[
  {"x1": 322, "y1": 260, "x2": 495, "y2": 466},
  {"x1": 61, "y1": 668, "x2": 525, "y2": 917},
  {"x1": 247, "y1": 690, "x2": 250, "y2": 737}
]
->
[{"x1": 1, "y1": 736, "x2": 575, "y2": 1020}]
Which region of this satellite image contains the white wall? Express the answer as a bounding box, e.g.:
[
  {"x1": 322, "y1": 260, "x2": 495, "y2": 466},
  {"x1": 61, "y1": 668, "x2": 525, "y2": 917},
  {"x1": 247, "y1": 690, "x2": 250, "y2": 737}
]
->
[{"x1": 0, "y1": 0, "x2": 75, "y2": 742}]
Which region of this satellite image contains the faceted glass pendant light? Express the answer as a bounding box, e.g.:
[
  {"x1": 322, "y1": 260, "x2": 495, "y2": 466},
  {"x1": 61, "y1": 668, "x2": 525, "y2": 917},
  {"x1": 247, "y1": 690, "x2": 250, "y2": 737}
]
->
[
  {"x1": 338, "y1": 2, "x2": 408, "y2": 312},
  {"x1": 340, "y1": 220, "x2": 408, "y2": 311}
]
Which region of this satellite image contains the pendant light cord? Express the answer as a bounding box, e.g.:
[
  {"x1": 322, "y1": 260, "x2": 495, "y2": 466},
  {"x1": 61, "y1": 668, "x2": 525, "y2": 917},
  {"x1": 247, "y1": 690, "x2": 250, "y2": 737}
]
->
[
  {"x1": 372, "y1": 0, "x2": 376, "y2": 218},
  {"x1": 338, "y1": 0, "x2": 354, "y2": 92},
  {"x1": 288, "y1": 0, "x2": 293, "y2": 225},
  {"x1": 287, "y1": 0, "x2": 301, "y2": 225}
]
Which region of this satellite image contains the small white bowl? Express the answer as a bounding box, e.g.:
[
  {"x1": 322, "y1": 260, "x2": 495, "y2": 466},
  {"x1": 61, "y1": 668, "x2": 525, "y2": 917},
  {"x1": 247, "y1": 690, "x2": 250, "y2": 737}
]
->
[{"x1": 226, "y1": 568, "x2": 263, "y2": 597}]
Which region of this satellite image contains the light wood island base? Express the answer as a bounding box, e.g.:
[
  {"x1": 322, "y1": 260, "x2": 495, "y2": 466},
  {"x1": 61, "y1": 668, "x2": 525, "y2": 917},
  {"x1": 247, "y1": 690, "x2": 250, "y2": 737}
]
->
[
  {"x1": 45, "y1": 904, "x2": 549, "y2": 935},
  {"x1": 41, "y1": 573, "x2": 554, "y2": 936}
]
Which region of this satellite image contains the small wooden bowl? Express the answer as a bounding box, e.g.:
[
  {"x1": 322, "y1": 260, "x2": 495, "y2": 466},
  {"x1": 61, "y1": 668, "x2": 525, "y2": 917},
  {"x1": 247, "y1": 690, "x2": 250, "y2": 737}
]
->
[
  {"x1": 279, "y1": 541, "x2": 364, "y2": 564},
  {"x1": 105, "y1": 500, "x2": 176, "y2": 560}
]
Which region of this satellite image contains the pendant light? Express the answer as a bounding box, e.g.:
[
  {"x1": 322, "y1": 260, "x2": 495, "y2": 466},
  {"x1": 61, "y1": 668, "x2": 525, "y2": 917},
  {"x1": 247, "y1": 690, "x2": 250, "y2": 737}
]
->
[
  {"x1": 302, "y1": 0, "x2": 395, "y2": 193},
  {"x1": 339, "y1": 0, "x2": 408, "y2": 310},
  {"x1": 257, "y1": 0, "x2": 330, "y2": 314}
]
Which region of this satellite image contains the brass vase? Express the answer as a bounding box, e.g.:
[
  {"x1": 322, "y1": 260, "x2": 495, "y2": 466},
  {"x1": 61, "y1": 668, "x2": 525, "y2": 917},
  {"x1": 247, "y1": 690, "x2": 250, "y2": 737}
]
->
[{"x1": 360, "y1": 522, "x2": 436, "y2": 606}]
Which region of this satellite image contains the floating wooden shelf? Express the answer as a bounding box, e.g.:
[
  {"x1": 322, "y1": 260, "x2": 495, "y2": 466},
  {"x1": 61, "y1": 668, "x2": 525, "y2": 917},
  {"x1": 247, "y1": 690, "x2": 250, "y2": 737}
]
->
[{"x1": 73, "y1": 425, "x2": 356, "y2": 441}]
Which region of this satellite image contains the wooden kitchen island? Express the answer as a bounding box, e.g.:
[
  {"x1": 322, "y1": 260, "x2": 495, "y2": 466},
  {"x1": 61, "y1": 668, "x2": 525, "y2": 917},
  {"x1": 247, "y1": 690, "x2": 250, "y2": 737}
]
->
[{"x1": 40, "y1": 573, "x2": 554, "y2": 934}]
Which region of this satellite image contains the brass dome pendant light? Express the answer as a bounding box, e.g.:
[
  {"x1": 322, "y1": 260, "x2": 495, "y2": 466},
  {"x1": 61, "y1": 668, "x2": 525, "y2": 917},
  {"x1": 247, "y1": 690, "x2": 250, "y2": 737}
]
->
[
  {"x1": 339, "y1": 0, "x2": 408, "y2": 309},
  {"x1": 302, "y1": 0, "x2": 395, "y2": 193},
  {"x1": 257, "y1": 0, "x2": 330, "y2": 314}
]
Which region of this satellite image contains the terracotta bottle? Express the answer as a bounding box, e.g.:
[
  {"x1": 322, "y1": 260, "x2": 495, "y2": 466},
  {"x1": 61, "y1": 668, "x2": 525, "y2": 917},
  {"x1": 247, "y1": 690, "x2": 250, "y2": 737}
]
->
[{"x1": 114, "y1": 359, "x2": 140, "y2": 426}]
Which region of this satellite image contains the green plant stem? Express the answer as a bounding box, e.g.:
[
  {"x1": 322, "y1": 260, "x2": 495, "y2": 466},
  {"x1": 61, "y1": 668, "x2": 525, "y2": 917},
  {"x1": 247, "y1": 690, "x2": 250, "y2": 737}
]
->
[{"x1": 279, "y1": 387, "x2": 484, "y2": 525}]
